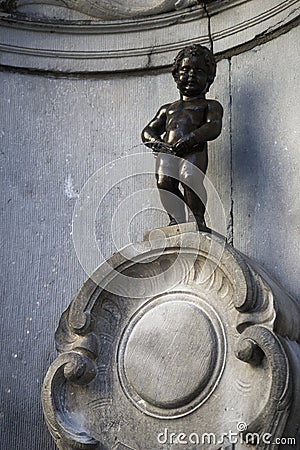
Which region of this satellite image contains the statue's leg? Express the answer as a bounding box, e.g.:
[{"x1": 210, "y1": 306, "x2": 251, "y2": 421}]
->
[
  {"x1": 179, "y1": 150, "x2": 208, "y2": 229},
  {"x1": 155, "y1": 153, "x2": 186, "y2": 224}
]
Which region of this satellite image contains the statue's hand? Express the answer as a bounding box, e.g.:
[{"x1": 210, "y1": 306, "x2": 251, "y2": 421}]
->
[
  {"x1": 173, "y1": 133, "x2": 197, "y2": 155},
  {"x1": 152, "y1": 140, "x2": 174, "y2": 154}
]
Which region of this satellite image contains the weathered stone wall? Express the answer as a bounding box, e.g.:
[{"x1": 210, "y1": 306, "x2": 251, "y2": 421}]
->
[
  {"x1": 231, "y1": 33, "x2": 300, "y2": 297},
  {"x1": 0, "y1": 1, "x2": 299, "y2": 448}
]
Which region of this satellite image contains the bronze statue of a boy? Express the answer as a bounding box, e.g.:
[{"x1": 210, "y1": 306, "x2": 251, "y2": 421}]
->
[{"x1": 142, "y1": 44, "x2": 223, "y2": 230}]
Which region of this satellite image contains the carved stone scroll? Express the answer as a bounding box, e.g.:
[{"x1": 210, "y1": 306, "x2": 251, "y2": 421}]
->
[{"x1": 42, "y1": 225, "x2": 300, "y2": 449}]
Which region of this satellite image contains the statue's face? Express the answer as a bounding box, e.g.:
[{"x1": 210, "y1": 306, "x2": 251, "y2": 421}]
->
[{"x1": 177, "y1": 56, "x2": 208, "y2": 97}]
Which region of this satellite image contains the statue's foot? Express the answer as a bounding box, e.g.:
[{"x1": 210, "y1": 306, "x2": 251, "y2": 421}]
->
[
  {"x1": 197, "y1": 222, "x2": 210, "y2": 232},
  {"x1": 195, "y1": 218, "x2": 211, "y2": 233}
]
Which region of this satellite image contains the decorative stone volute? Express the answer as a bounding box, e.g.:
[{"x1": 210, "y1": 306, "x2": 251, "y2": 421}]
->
[
  {"x1": 42, "y1": 225, "x2": 300, "y2": 449},
  {"x1": 0, "y1": 0, "x2": 198, "y2": 19},
  {"x1": 61, "y1": 0, "x2": 198, "y2": 20}
]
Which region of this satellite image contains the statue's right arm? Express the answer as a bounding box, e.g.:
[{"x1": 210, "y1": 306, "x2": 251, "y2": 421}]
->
[{"x1": 141, "y1": 104, "x2": 169, "y2": 149}]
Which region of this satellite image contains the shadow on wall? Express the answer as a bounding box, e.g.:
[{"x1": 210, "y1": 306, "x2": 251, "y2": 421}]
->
[{"x1": 232, "y1": 77, "x2": 297, "y2": 296}]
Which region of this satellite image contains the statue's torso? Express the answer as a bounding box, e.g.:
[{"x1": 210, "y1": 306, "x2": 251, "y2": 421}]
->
[{"x1": 165, "y1": 99, "x2": 208, "y2": 145}]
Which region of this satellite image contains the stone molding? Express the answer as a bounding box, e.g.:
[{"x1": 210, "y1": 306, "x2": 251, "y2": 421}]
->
[
  {"x1": 42, "y1": 226, "x2": 300, "y2": 449},
  {"x1": 0, "y1": 0, "x2": 299, "y2": 73}
]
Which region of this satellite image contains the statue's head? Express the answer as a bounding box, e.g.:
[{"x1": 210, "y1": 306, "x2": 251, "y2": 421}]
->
[{"x1": 172, "y1": 44, "x2": 216, "y2": 96}]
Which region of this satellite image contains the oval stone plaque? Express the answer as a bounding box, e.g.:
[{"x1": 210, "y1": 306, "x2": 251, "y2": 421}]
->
[{"x1": 118, "y1": 292, "x2": 226, "y2": 418}]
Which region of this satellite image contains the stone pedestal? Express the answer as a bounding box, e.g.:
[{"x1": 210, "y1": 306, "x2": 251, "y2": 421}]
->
[{"x1": 42, "y1": 225, "x2": 300, "y2": 449}]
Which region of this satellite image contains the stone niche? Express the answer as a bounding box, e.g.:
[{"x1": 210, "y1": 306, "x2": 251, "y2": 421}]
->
[
  {"x1": 1, "y1": 1, "x2": 299, "y2": 450},
  {"x1": 0, "y1": 0, "x2": 298, "y2": 72},
  {"x1": 42, "y1": 225, "x2": 300, "y2": 450}
]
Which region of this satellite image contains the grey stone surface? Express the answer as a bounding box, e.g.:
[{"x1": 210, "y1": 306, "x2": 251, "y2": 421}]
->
[
  {"x1": 0, "y1": 70, "x2": 182, "y2": 449},
  {"x1": 231, "y1": 27, "x2": 300, "y2": 299},
  {"x1": 206, "y1": 58, "x2": 231, "y2": 236},
  {"x1": 0, "y1": 72, "x2": 87, "y2": 450},
  {"x1": 210, "y1": 0, "x2": 300, "y2": 54},
  {"x1": 42, "y1": 226, "x2": 300, "y2": 449}
]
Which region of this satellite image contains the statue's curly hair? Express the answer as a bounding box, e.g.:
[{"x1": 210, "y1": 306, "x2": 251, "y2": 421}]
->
[{"x1": 172, "y1": 44, "x2": 216, "y2": 92}]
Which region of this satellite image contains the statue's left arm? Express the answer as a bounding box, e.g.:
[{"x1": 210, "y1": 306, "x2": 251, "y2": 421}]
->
[{"x1": 174, "y1": 100, "x2": 223, "y2": 154}]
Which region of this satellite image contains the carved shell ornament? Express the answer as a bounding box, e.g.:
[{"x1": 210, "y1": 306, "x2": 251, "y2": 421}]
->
[{"x1": 60, "y1": 0, "x2": 198, "y2": 19}]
